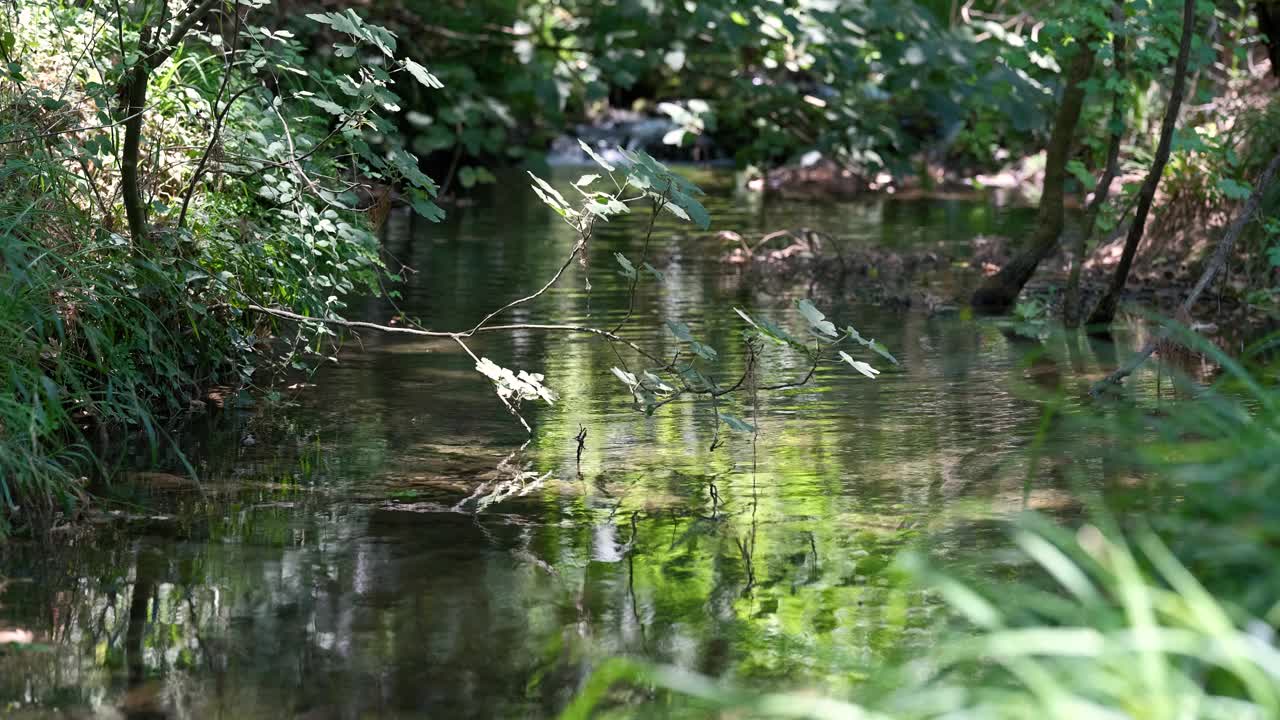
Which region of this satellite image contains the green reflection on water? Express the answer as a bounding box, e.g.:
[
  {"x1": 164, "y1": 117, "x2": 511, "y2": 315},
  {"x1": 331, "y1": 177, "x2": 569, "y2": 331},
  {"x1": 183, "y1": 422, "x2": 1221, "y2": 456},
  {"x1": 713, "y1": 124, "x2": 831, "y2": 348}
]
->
[{"x1": 1, "y1": 171, "x2": 1147, "y2": 718}]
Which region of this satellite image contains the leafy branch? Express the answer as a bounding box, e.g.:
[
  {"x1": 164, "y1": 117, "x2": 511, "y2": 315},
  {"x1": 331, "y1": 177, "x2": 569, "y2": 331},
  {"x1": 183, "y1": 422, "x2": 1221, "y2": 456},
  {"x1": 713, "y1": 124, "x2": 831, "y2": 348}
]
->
[{"x1": 251, "y1": 142, "x2": 895, "y2": 442}]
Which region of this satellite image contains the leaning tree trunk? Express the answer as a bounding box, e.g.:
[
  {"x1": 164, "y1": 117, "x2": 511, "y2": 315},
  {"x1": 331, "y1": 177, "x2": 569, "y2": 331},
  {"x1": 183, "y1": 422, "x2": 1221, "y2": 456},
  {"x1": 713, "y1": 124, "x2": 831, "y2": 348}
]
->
[
  {"x1": 971, "y1": 40, "x2": 1096, "y2": 312},
  {"x1": 1064, "y1": 0, "x2": 1127, "y2": 328},
  {"x1": 1086, "y1": 0, "x2": 1195, "y2": 328},
  {"x1": 1090, "y1": 149, "x2": 1280, "y2": 395}
]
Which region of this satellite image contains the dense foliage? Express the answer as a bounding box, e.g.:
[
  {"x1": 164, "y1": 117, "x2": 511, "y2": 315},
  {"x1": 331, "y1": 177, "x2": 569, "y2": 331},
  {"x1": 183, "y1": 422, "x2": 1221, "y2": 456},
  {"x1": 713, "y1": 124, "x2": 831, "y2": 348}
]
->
[{"x1": 0, "y1": 0, "x2": 444, "y2": 533}]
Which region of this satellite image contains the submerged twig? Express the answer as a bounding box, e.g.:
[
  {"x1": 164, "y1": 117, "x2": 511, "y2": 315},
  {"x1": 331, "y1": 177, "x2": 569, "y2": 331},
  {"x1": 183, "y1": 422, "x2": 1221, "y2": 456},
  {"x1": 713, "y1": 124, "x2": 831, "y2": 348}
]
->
[{"x1": 575, "y1": 425, "x2": 587, "y2": 468}]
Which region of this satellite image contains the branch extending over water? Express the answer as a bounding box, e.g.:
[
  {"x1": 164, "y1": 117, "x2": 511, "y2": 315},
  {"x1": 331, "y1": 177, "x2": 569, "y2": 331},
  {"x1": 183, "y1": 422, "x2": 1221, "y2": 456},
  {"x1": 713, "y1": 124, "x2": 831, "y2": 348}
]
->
[
  {"x1": 249, "y1": 159, "x2": 881, "y2": 440},
  {"x1": 611, "y1": 191, "x2": 667, "y2": 334}
]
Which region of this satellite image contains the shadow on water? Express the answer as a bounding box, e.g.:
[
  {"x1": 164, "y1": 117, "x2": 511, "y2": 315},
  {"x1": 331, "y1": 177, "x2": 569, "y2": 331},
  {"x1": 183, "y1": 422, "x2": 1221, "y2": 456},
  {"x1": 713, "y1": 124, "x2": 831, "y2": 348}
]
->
[{"x1": 0, "y1": 169, "x2": 1172, "y2": 718}]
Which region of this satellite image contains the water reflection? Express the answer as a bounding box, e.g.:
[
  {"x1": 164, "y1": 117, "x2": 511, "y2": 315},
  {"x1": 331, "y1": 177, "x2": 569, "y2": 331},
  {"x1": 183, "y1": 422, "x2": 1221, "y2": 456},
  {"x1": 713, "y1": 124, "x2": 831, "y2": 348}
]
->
[{"x1": 1, "y1": 172, "x2": 1162, "y2": 718}]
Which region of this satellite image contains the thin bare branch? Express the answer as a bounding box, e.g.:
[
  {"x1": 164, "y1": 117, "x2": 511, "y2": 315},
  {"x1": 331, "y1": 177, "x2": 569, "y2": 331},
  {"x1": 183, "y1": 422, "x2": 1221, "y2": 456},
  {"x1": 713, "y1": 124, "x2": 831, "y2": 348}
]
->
[{"x1": 178, "y1": 0, "x2": 241, "y2": 229}]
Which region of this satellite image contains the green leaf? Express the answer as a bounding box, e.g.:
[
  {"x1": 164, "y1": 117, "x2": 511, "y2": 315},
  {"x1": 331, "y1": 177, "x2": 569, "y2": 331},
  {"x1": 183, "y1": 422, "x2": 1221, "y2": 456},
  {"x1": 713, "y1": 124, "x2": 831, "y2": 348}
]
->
[
  {"x1": 666, "y1": 321, "x2": 717, "y2": 360},
  {"x1": 388, "y1": 147, "x2": 436, "y2": 192},
  {"x1": 402, "y1": 58, "x2": 444, "y2": 89},
  {"x1": 717, "y1": 412, "x2": 755, "y2": 433},
  {"x1": 1216, "y1": 178, "x2": 1252, "y2": 200},
  {"x1": 666, "y1": 320, "x2": 696, "y2": 343},
  {"x1": 846, "y1": 326, "x2": 898, "y2": 365},
  {"x1": 307, "y1": 10, "x2": 398, "y2": 57},
  {"x1": 614, "y1": 252, "x2": 637, "y2": 278},
  {"x1": 408, "y1": 188, "x2": 445, "y2": 221},
  {"x1": 578, "y1": 139, "x2": 615, "y2": 172},
  {"x1": 1066, "y1": 159, "x2": 1095, "y2": 189},
  {"x1": 643, "y1": 262, "x2": 665, "y2": 282},
  {"x1": 675, "y1": 363, "x2": 712, "y2": 391},
  {"x1": 674, "y1": 194, "x2": 710, "y2": 230},
  {"x1": 797, "y1": 299, "x2": 837, "y2": 338},
  {"x1": 620, "y1": 149, "x2": 709, "y2": 230},
  {"x1": 735, "y1": 308, "x2": 803, "y2": 348}
]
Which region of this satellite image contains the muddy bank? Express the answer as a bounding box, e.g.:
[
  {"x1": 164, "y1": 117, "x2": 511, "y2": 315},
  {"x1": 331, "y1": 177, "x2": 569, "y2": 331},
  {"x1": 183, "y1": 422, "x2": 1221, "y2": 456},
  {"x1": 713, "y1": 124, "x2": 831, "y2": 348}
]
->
[{"x1": 711, "y1": 225, "x2": 1278, "y2": 338}]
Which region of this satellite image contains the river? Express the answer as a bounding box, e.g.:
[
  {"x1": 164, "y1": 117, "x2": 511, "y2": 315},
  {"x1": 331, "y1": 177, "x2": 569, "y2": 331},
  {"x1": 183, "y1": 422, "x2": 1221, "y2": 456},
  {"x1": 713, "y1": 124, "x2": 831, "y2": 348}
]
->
[{"x1": 0, "y1": 168, "x2": 1164, "y2": 718}]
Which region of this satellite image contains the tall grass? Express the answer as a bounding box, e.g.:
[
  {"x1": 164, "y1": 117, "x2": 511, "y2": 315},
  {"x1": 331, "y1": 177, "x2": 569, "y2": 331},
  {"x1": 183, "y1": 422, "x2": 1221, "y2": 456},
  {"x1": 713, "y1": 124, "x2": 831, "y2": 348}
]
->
[{"x1": 0, "y1": 230, "x2": 218, "y2": 534}]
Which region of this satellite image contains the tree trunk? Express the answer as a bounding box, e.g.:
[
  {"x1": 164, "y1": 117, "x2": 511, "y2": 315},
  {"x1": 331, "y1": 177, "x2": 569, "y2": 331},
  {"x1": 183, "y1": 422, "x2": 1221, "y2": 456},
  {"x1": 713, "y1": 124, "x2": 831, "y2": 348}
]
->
[
  {"x1": 120, "y1": 65, "x2": 150, "y2": 245},
  {"x1": 1064, "y1": 0, "x2": 1127, "y2": 328},
  {"x1": 1089, "y1": 149, "x2": 1280, "y2": 395},
  {"x1": 117, "y1": 0, "x2": 224, "y2": 244},
  {"x1": 971, "y1": 40, "x2": 1096, "y2": 312},
  {"x1": 1086, "y1": 0, "x2": 1195, "y2": 328},
  {"x1": 1258, "y1": 2, "x2": 1280, "y2": 77}
]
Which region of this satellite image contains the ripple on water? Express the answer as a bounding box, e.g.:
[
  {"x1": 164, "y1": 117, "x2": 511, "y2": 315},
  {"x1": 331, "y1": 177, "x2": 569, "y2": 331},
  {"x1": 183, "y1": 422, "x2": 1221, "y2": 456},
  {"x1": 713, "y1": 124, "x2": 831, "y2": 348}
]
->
[{"x1": 1, "y1": 169, "x2": 1169, "y2": 718}]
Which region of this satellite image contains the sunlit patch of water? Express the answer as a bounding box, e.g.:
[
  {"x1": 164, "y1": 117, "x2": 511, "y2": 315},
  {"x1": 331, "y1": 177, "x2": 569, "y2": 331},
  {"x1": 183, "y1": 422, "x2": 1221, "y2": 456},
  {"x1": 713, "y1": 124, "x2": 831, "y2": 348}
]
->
[{"x1": 0, "y1": 169, "x2": 1180, "y2": 718}]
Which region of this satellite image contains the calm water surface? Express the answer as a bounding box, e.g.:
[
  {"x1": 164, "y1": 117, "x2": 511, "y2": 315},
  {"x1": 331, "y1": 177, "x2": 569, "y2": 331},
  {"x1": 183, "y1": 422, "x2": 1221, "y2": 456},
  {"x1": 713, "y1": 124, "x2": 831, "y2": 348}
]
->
[{"x1": 0, "y1": 170, "x2": 1161, "y2": 718}]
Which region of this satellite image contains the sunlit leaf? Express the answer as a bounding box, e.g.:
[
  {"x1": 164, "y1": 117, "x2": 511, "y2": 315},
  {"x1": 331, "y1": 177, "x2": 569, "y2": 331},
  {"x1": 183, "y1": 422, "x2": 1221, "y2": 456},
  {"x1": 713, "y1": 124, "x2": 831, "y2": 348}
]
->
[
  {"x1": 578, "y1": 139, "x2": 616, "y2": 172},
  {"x1": 663, "y1": 203, "x2": 691, "y2": 222},
  {"x1": 797, "y1": 299, "x2": 837, "y2": 337},
  {"x1": 307, "y1": 10, "x2": 397, "y2": 57},
  {"x1": 838, "y1": 351, "x2": 880, "y2": 379},
  {"x1": 303, "y1": 96, "x2": 346, "y2": 116},
  {"x1": 475, "y1": 357, "x2": 556, "y2": 404},
  {"x1": 611, "y1": 367, "x2": 638, "y2": 389},
  {"x1": 402, "y1": 58, "x2": 444, "y2": 89},
  {"x1": 528, "y1": 172, "x2": 578, "y2": 219},
  {"x1": 584, "y1": 193, "x2": 629, "y2": 218},
  {"x1": 642, "y1": 371, "x2": 675, "y2": 393}
]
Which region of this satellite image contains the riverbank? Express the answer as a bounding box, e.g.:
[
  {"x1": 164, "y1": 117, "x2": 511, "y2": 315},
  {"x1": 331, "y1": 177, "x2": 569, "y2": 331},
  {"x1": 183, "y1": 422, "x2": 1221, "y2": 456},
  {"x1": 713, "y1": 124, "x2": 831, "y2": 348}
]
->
[{"x1": 0, "y1": 3, "x2": 438, "y2": 537}]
